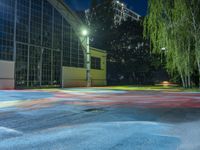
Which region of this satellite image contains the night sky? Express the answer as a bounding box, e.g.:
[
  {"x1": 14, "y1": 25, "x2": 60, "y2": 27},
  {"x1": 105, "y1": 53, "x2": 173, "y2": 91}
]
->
[{"x1": 64, "y1": 0, "x2": 148, "y2": 16}]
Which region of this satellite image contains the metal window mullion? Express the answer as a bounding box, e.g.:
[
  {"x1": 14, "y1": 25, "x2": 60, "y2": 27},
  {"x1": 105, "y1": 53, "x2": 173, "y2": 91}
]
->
[
  {"x1": 61, "y1": 17, "x2": 63, "y2": 88},
  {"x1": 13, "y1": 0, "x2": 17, "y2": 88},
  {"x1": 40, "y1": 0, "x2": 44, "y2": 87},
  {"x1": 51, "y1": 8, "x2": 54, "y2": 85},
  {"x1": 41, "y1": 0, "x2": 44, "y2": 46},
  {"x1": 27, "y1": 45, "x2": 30, "y2": 87},
  {"x1": 15, "y1": 41, "x2": 53, "y2": 50},
  {"x1": 40, "y1": 48, "x2": 44, "y2": 87},
  {"x1": 27, "y1": 0, "x2": 32, "y2": 87},
  {"x1": 13, "y1": 0, "x2": 17, "y2": 62}
]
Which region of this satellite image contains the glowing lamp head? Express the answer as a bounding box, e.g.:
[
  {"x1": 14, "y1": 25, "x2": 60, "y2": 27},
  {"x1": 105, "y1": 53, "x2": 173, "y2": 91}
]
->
[
  {"x1": 82, "y1": 29, "x2": 88, "y2": 36},
  {"x1": 161, "y1": 47, "x2": 166, "y2": 51}
]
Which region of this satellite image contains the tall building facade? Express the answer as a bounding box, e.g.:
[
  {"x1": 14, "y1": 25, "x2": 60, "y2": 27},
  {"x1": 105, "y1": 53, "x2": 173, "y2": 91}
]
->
[
  {"x1": 0, "y1": 0, "x2": 107, "y2": 89},
  {"x1": 85, "y1": 0, "x2": 141, "y2": 26},
  {"x1": 113, "y1": 0, "x2": 140, "y2": 25}
]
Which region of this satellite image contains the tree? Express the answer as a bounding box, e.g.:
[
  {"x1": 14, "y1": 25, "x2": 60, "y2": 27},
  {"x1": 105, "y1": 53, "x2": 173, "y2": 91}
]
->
[
  {"x1": 144, "y1": 0, "x2": 200, "y2": 88},
  {"x1": 187, "y1": 0, "x2": 200, "y2": 87},
  {"x1": 87, "y1": 0, "x2": 164, "y2": 85},
  {"x1": 87, "y1": 0, "x2": 114, "y2": 50},
  {"x1": 108, "y1": 19, "x2": 162, "y2": 85}
]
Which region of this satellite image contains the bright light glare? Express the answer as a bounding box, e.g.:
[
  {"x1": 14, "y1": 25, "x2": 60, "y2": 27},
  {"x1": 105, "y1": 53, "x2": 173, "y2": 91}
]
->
[
  {"x1": 161, "y1": 47, "x2": 166, "y2": 51},
  {"x1": 162, "y1": 81, "x2": 170, "y2": 86},
  {"x1": 82, "y1": 29, "x2": 88, "y2": 36}
]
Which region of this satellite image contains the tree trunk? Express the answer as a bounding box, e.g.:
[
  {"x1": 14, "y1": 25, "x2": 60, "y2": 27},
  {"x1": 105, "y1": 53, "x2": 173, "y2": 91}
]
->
[
  {"x1": 185, "y1": 76, "x2": 188, "y2": 88},
  {"x1": 180, "y1": 72, "x2": 185, "y2": 88},
  {"x1": 197, "y1": 60, "x2": 200, "y2": 88},
  {"x1": 188, "y1": 75, "x2": 191, "y2": 88}
]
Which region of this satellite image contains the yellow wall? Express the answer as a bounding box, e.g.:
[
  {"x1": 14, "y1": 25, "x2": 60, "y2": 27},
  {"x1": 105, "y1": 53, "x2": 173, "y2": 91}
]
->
[
  {"x1": 62, "y1": 47, "x2": 107, "y2": 87},
  {"x1": 62, "y1": 67, "x2": 86, "y2": 87},
  {"x1": 90, "y1": 47, "x2": 107, "y2": 86}
]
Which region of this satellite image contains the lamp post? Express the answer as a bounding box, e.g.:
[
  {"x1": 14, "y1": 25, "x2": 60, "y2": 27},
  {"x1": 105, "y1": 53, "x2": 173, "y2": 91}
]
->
[
  {"x1": 82, "y1": 29, "x2": 91, "y2": 87},
  {"x1": 161, "y1": 47, "x2": 167, "y2": 63}
]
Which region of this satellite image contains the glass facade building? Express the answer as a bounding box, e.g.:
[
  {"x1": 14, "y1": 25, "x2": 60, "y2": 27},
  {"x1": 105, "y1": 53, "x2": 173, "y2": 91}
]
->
[{"x1": 0, "y1": 0, "x2": 85, "y2": 88}]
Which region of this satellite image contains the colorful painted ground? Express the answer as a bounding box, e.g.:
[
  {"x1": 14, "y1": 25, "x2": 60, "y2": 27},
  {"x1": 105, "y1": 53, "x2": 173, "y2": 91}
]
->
[{"x1": 0, "y1": 86, "x2": 200, "y2": 150}]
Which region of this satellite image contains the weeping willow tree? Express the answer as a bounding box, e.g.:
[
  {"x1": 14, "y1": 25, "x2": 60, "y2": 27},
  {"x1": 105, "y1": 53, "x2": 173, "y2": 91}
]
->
[
  {"x1": 187, "y1": 0, "x2": 200, "y2": 87},
  {"x1": 144, "y1": 0, "x2": 197, "y2": 88}
]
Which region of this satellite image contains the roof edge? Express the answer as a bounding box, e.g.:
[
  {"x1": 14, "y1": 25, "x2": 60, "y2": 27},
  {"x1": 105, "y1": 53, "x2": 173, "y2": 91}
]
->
[{"x1": 90, "y1": 47, "x2": 107, "y2": 53}]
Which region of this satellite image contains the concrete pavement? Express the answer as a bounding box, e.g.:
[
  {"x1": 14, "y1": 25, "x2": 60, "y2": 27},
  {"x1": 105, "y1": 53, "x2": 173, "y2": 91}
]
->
[{"x1": 0, "y1": 88, "x2": 200, "y2": 150}]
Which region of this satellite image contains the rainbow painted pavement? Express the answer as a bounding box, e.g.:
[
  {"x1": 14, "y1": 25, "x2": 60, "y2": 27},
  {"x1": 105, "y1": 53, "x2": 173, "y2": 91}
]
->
[
  {"x1": 1, "y1": 88, "x2": 200, "y2": 109},
  {"x1": 0, "y1": 87, "x2": 200, "y2": 149}
]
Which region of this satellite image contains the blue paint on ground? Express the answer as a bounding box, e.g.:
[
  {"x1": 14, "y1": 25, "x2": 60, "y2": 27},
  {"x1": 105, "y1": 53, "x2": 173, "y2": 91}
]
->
[
  {"x1": 0, "y1": 122, "x2": 180, "y2": 150},
  {"x1": 1, "y1": 88, "x2": 200, "y2": 149},
  {"x1": 0, "y1": 91, "x2": 53, "y2": 101}
]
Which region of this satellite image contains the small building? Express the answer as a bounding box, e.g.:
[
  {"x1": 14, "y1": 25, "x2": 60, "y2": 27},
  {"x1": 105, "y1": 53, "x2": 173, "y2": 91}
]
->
[
  {"x1": 62, "y1": 47, "x2": 107, "y2": 87},
  {"x1": 0, "y1": 0, "x2": 106, "y2": 89}
]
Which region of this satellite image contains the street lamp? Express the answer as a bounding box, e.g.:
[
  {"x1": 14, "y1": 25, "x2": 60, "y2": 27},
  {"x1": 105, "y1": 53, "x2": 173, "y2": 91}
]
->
[
  {"x1": 82, "y1": 29, "x2": 88, "y2": 37},
  {"x1": 81, "y1": 28, "x2": 91, "y2": 87},
  {"x1": 161, "y1": 47, "x2": 167, "y2": 51},
  {"x1": 161, "y1": 47, "x2": 167, "y2": 63}
]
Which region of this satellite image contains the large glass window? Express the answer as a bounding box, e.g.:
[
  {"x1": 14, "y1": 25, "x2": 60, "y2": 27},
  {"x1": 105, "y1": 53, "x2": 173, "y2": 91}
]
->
[
  {"x1": 29, "y1": 46, "x2": 41, "y2": 86},
  {"x1": 0, "y1": 0, "x2": 14, "y2": 61},
  {"x1": 43, "y1": 0, "x2": 52, "y2": 48},
  {"x1": 70, "y1": 30, "x2": 79, "y2": 67},
  {"x1": 42, "y1": 48, "x2": 52, "y2": 85},
  {"x1": 30, "y1": 0, "x2": 42, "y2": 45},
  {"x1": 53, "y1": 9, "x2": 62, "y2": 50},
  {"x1": 52, "y1": 50, "x2": 61, "y2": 85},
  {"x1": 15, "y1": 43, "x2": 28, "y2": 87},
  {"x1": 62, "y1": 22, "x2": 85, "y2": 68},
  {"x1": 16, "y1": 0, "x2": 29, "y2": 43},
  {"x1": 0, "y1": 0, "x2": 86, "y2": 88},
  {"x1": 78, "y1": 41, "x2": 84, "y2": 67},
  {"x1": 63, "y1": 19, "x2": 70, "y2": 66}
]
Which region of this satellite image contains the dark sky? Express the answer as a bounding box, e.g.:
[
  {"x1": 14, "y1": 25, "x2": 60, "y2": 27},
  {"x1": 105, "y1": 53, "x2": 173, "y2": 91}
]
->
[{"x1": 64, "y1": 0, "x2": 148, "y2": 16}]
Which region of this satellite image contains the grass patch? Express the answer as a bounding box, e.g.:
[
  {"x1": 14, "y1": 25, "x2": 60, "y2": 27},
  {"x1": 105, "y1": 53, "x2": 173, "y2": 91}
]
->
[{"x1": 103, "y1": 85, "x2": 200, "y2": 92}]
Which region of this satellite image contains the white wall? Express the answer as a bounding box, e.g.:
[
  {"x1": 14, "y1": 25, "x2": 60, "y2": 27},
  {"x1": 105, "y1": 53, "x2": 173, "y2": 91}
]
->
[{"x1": 0, "y1": 60, "x2": 15, "y2": 89}]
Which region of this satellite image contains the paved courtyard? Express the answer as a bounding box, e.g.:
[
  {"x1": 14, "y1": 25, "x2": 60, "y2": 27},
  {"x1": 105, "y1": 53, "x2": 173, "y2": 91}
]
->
[{"x1": 0, "y1": 87, "x2": 200, "y2": 150}]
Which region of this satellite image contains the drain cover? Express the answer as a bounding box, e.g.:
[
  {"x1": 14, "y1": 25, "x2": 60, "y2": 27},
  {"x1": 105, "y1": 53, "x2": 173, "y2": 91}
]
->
[{"x1": 84, "y1": 108, "x2": 105, "y2": 112}]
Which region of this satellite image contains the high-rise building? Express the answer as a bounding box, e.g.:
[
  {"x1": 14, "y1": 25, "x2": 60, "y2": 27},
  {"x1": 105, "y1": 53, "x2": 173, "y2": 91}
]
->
[
  {"x1": 113, "y1": 0, "x2": 140, "y2": 25},
  {"x1": 85, "y1": 0, "x2": 141, "y2": 26},
  {"x1": 0, "y1": 0, "x2": 107, "y2": 89}
]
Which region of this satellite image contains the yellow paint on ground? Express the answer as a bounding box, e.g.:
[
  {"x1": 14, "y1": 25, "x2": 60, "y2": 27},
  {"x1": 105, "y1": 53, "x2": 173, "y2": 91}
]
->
[{"x1": 0, "y1": 100, "x2": 21, "y2": 108}]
